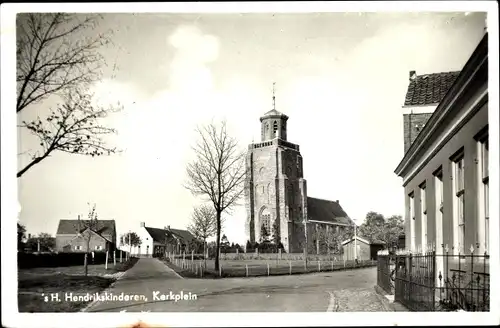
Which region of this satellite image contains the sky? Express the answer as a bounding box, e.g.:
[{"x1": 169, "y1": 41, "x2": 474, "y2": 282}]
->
[{"x1": 16, "y1": 11, "x2": 487, "y2": 245}]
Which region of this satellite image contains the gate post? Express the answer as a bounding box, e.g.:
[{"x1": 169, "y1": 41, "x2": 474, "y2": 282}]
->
[
  {"x1": 432, "y1": 250, "x2": 436, "y2": 311},
  {"x1": 408, "y1": 252, "x2": 413, "y2": 305}
]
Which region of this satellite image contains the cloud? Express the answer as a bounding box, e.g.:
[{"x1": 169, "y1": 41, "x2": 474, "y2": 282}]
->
[{"x1": 168, "y1": 25, "x2": 219, "y2": 93}]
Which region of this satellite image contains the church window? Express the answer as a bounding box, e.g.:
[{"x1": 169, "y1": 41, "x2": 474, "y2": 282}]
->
[
  {"x1": 273, "y1": 121, "x2": 278, "y2": 136},
  {"x1": 260, "y1": 207, "x2": 272, "y2": 236}
]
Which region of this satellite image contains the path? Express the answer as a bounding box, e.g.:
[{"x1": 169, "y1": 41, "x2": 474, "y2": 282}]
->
[{"x1": 84, "y1": 258, "x2": 388, "y2": 312}]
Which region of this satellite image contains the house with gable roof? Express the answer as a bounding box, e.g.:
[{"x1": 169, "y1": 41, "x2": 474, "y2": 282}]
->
[
  {"x1": 55, "y1": 219, "x2": 117, "y2": 253},
  {"x1": 125, "y1": 222, "x2": 196, "y2": 257},
  {"x1": 395, "y1": 33, "x2": 489, "y2": 266}
]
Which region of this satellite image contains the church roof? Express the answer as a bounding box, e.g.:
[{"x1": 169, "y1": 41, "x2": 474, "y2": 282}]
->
[
  {"x1": 306, "y1": 197, "x2": 354, "y2": 226},
  {"x1": 404, "y1": 71, "x2": 460, "y2": 106}
]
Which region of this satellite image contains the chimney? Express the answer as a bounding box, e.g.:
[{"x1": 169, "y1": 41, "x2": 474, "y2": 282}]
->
[
  {"x1": 28, "y1": 233, "x2": 31, "y2": 239},
  {"x1": 336, "y1": 200, "x2": 339, "y2": 204},
  {"x1": 77, "y1": 214, "x2": 81, "y2": 233},
  {"x1": 167, "y1": 225, "x2": 171, "y2": 231},
  {"x1": 140, "y1": 222, "x2": 145, "y2": 228},
  {"x1": 409, "y1": 70, "x2": 417, "y2": 81}
]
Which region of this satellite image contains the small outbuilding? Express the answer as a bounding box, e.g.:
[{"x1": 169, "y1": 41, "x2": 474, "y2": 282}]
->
[{"x1": 341, "y1": 236, "x2": 386, "y2": 261}]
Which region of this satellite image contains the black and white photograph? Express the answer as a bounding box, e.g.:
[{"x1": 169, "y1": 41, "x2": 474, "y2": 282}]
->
[{"x1": 1, "y1": 2, "x2": 499, "y2": 327}]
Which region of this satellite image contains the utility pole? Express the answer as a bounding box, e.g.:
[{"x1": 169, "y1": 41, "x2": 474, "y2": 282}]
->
[
  {"x1": 164, "y1": 226, "x2": 168, "y2": 259},
  {"x1": 304, "y1": 215, "x2": 308, "y2": 268},
  {"x1": 353, "y1": 219, "x2": 357, "y2": 262}
]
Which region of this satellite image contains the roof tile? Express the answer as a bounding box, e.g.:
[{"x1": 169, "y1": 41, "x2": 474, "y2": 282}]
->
[
  {"x1": 145, "y1": 226, "x2": 195, "y2": 244},
  {"x1": 404, "y1": 71, "x2": 460, "y2": 106},
  {"x1": 56, "y1": 219, "x2": 116, "y2": 236}
]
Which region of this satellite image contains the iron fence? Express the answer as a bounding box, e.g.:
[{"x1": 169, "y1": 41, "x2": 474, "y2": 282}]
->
[
  {"x1": 378, "y1": 245, "x2": 490, "y2": 312},
  {"x1": 377, "y1": 252, "x2": 393, "y2": 294}
]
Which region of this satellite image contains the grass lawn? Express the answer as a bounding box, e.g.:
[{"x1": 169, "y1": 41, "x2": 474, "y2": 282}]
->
[
  {"x1": 18, "y1": 257, "x2": 139, "y2": 312},
  {"x1": 163, "y1": 258, "x2": 376, "y2": 279}
]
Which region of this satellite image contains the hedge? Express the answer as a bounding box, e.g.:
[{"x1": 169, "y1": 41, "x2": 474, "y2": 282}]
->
[{"x1": 17, "y1": 251, "x2": 130, "y2": 269}]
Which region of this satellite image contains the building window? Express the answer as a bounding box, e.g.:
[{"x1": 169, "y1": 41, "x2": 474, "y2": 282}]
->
[
  {"x1": 451, "y1": 150, "x2": 465, "y2": 254},
  {"x1": 434, "y1": 167, "x2": 444, "y2": 252},
  {"x1": 273, "y1": 121, "x2": 278, "y2": 136},
  {"x1": 420, "y1": 182, "x2": 427, "y2": 252},
  {"x1": 95, "y1": 245, "x2": 102, "y2": 250},
  {"x1": 75, "y1": 245, "x2": 81, "y2": 250},
  {"x1": 409, "y1": 192, "x2": 415, "y2": 252},
  {"x1": 478, "y1": 132, "x2": 489, "y2": 252}
]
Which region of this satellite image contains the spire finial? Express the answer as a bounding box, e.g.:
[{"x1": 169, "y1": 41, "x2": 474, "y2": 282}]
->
[{"x1": 272, "y1": 82, "x2": 276, "y2": 111}]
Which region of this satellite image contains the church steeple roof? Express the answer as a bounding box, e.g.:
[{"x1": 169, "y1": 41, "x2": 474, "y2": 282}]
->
[
  {"x1": 260, "y1": 109, "x2": 288, "y2": 122},
  {"x1": 263, "y1": 109, "x2": 284, "y2": 116},
  {"x1": 260, "y1": 83, "x2": 289, "y2": 121}
]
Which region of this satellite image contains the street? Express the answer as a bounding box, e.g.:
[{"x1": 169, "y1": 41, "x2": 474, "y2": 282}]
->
[{"x1": 84, "y1": 258, "x2": 387, "y2": 312}]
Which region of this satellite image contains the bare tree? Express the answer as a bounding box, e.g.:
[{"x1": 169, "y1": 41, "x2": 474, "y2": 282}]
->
[
  {"x1": 185, "y1": 121, "x2": 246, "y2": 271},
  {"x1": 16, "y1": 13, "x2": 121, "y2": 178},
  {"x1": 16, "y1": 13, "x2": 112, "y2": 114},
  {"x1": 187, "y1": 204, "x2": 218, "y2": 268},
  {"x1": 76, "y1": 203, "x2": 100, "y2": 276},
  {"x1": 17, "y1": 89, "x2": 121, "y2": 178}
]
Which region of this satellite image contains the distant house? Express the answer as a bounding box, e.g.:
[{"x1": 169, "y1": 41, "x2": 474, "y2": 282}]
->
[
  {"x1": 55, "y1": 219, "x2": 117, "y2": 253},
  {"x1": 342, "y1": 236, "x2": 385, "y2": 261},
  {"x1": 126, "y1": 222, "x2": 196, "y2": 257}
]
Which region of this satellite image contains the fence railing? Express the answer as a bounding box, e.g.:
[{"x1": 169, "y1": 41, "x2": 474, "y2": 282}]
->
[
  {"x1": 377, "y1": 245, "x2": 489, "y2": 312},
  {"x1": 164, "y1": 255, "x2": 377, "y2": 278},
  {"x1": 377, "y1": 253, "x2": 393, "y2": 294}
]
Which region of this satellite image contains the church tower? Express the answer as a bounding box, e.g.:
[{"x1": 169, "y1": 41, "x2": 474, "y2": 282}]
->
[{"x1": 244, "y1": 85, "x2": 308, "y2": 253}]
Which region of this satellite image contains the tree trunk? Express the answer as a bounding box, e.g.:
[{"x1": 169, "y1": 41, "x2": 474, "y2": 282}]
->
[
  {"x1": 84, "y1": 253, "x2": 88, "y2": 276},
  {"x1": 215, "y1": 211, "x2": 221, "y2": 271},
  {"x1": 203, "y1": 238, "x2": 207, "y2": 269},
  {"x1": 84, "y1": 237, "x2": 90, "y2": 276},
  {"x1": 17, "y1": 155, "x2": 46, "y2": 178}
]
